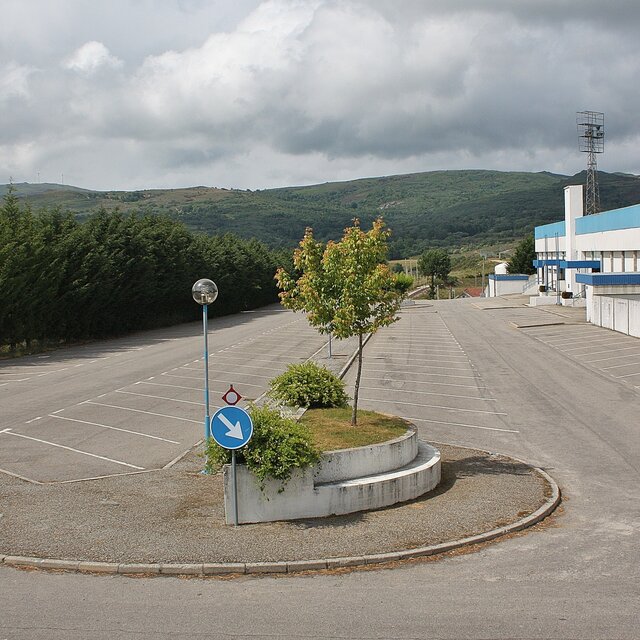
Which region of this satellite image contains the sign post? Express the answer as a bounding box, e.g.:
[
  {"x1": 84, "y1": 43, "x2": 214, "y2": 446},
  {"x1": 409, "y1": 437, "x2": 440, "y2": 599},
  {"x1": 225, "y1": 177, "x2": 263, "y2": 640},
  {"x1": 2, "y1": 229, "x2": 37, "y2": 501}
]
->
[{"x1": 210, "y1": 393, "x2": 253, "y2": 526}]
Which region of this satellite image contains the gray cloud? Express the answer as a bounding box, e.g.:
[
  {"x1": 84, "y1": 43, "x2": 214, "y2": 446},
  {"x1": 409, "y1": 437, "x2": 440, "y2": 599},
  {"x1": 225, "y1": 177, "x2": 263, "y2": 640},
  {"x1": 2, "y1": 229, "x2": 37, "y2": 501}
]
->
[{"x1": 1, "y1": 0, "x2": 639, "y2": 190}]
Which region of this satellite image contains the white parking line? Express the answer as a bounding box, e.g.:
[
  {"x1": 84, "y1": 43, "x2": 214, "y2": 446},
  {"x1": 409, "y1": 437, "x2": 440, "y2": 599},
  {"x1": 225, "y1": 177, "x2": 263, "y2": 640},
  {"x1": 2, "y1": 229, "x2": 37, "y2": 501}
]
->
[
  {"x1": 2, "y1": 431, "x2": 144, "y2": 469},
  {"x1": 562, "y1": 341, "x2": 624, "y2": 352},
  {"x1": 616, "y1": 371, "x2": 640, "y2": 378},
  {"x1": 585, "y1": 353, "x2": 640, "y2": 364},
  {"x1": 137, "y1": 380, "x2": 200, "y2": 391},
  {"x1": 36, "y1": 368, "x2": 69, "y2": 376},
  {"x1": 575, "y1": 346, "x2": 640, "y2": 357},
  {"x1": 115, "y1": 390, "x2": 203, "y2": 405},
  {"x1": 404, "y1": 416, "x2": 519, "y2": 433},
  {"x1": 362, "y1": 367, "x2": 477, "y2": 379},
  {"x1": 84, "y1": 401, "x2": 203, "y2": 423},
  {"x1": 359, "y1": 397, "x2": 507, "y2": 415},
  {"x1": 180, "y1": 362, "x2": 284, "y2": 373},
  {"x1": 189, "y1": 369, "x2": 272, "y2": 380},
  {"x1": 364, "y1": 362, "x2": 473, "y2": 372},
  {"x1": 212, "y1": 354, "x2": 299, "y2": 364},
  {"x1": 369, "y1": 347, "x2": 464, "y2": 354},
  {"x1": 360, "y1": 376, "x2": 486, "y2": 390},
  {"x1": 160, "y1": 373, "x2": 263, "y2": 388},
  {"x1": 368, "y1": 355, "x2": 470, "y2": 365},
  {"x1": 379, "y1": 331, "x2": 453, "y2": 337},
  {"x1": 355, "y1": 385, "x2": 496, "y2": 401},
  {"x1": 49, "y1": 415, "x2": 180, "y2": 444},
  {"x1": 601, "y1": 361, "x2": 640, "y2": 370}
]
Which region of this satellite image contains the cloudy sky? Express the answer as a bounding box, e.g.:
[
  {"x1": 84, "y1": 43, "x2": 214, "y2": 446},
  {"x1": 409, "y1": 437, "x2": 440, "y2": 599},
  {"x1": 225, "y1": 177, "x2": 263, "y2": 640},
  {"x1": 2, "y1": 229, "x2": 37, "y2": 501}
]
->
[{"x1": 2, "y1": 0, "x2": 639, "y2": 190}]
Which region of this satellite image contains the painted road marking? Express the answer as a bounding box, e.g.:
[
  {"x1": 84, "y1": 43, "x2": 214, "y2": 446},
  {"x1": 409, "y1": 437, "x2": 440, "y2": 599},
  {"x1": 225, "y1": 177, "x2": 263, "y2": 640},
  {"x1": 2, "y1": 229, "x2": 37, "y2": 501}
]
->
[
  {"x1": 137, "y1": 381, "x2": 201, "y2": 391},
  {"x1": 362, "y1": 367, "x2": 477, "y2": 379},
  {"x1": 160, "y1": 373, "x2": 263, "y2": 388},
  {"x1": 355, "y1": 385, "x2": 496, "y2": 401},
  {"x1": 2, "y1": 431, "x2": 144, "y2": 469},
  {"x1": 574, "y1": 346, "x2": 640, "y2": 357},
  {"x1": 185, "y1": 362, "x2": 285, "y2": 373},
  {"x1": 367, "y1": 355, "x2": 471, "y2": 365},
  {"x1": 358, "y1": 397, "x2": 507, "y2": 415},
  {"x1": 84, "y1": 401, "x2": 203, "y2": 423},
  {"x1": 601, "y1": 361, "x2": 640, "y2": 370},
  {"x1": 49, "y1": 415, "x2": 180, "y2": 444},
  {"x1": 368, "y1": 346, "x2": 464, "y2": 354},
  {"x1": 360, "y1": 376, "x2": 487, "y2": 390},
  {"x1": 561, "y1": 339, "x2": 627, "y2": 350},
  {"x1": 404, "y1": 416, "x2": 519, "y2": 433},
  {"x1": 585, "y1": 353, "x2": 640, "y2": 363},
  {"x1": 115, "y1": 389, "x2": 203, "y2": 405}
]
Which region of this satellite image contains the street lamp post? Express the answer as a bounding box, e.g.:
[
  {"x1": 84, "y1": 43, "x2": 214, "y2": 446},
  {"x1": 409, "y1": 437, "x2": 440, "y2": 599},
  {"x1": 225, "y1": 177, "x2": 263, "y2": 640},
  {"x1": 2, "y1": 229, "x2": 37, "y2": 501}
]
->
[{"x1": 192, "y1": 279, "x2": 218, "y2": 441}]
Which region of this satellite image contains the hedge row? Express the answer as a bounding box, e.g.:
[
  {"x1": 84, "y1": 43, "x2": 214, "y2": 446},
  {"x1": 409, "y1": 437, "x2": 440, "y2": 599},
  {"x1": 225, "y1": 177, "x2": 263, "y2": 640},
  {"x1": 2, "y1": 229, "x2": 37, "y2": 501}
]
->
[{"x1": 0, "y1": 189, "x2": 284, "y2": 349}]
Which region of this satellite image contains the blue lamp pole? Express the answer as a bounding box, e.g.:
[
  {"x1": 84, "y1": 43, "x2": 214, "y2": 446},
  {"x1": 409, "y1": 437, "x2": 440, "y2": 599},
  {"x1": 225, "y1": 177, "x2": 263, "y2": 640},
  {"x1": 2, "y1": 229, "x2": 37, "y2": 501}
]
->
[{"x1": 192, "y1": 279, "x2": 218, "y2": 440}]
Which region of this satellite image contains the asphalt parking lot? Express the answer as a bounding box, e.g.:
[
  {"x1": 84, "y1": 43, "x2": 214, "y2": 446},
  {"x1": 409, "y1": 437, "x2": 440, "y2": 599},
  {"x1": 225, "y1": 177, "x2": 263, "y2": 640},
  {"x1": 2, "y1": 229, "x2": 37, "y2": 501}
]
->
[{"x1": 0, "y1": 309, "x2": 333, "y2": 484}]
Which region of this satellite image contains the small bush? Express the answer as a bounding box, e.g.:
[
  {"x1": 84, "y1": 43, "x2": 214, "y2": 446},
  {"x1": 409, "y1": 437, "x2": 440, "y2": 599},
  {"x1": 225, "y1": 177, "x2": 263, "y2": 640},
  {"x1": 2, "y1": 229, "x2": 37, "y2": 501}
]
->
[
  {"x1": 268, "y1": 362, "x2": 349, "y2": 409},
  {"x1": 205, "y1": 404, "x2": 320, "y2": 490}
]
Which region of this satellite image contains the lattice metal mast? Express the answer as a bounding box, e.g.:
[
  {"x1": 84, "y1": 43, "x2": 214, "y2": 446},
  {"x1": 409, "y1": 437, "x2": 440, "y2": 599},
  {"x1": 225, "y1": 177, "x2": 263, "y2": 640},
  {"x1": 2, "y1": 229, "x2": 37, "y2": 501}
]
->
[{"x1": 576, "y1": 111, "x2": 604, "y2": 216}]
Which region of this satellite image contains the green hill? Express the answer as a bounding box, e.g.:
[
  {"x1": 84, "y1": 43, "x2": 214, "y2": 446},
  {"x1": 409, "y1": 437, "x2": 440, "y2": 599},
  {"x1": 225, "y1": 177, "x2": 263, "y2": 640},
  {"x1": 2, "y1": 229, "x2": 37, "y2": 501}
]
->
[{"x1": 4, "y1": 169, "x2": 640, "y2": 257}]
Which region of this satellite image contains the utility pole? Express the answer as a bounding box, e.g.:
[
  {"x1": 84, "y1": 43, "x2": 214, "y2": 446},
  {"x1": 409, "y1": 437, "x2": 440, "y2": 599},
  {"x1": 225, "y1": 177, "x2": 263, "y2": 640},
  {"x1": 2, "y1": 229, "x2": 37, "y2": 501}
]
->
[{"x1": 481, "y1": 254, "x2": 487, "y2": 297}]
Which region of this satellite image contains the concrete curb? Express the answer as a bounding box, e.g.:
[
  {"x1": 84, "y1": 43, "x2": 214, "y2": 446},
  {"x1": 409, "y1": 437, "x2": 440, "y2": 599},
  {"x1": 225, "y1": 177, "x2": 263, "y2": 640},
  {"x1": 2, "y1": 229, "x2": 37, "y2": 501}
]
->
[{"x1": 0, "y1": 465, "x2": 560, "y2": 578}]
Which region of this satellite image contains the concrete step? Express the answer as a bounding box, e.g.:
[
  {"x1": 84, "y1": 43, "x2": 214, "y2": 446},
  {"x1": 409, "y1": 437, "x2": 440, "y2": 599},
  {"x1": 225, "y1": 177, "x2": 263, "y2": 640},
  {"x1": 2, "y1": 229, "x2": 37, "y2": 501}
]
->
[{"x1": 313, "y1": 442, "x2": 441, "y2": 517}]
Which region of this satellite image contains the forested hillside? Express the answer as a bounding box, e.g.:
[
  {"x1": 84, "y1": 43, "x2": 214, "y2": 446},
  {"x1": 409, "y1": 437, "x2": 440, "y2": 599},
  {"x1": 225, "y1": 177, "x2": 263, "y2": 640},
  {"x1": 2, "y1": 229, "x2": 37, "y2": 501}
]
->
[
  {"x1": 4, "y1": 169, "x2": 640, "y2": 257},
  {"x1": 0, "y1": 188, "x2": 283, "y2": 351}
]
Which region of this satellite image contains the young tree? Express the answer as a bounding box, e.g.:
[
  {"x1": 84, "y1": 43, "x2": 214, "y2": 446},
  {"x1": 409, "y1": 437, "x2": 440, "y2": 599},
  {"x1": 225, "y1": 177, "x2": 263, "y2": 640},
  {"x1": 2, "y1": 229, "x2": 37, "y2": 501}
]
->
[
  {"x1": 418, "y1": 248, "x2": 451, "y2": 298},
  {"x1": 507, "y1": 234, "x2": 536, "y2": 275},
  {"x1": 276, "y1": 219, "x2": 403, "y2": 425}
]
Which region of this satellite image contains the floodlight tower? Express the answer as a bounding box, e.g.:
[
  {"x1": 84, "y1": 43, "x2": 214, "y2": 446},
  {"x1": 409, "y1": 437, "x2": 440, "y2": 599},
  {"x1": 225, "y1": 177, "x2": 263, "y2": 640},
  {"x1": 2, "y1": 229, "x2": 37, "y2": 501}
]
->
[{"x1": 576, "y1": 110, "x2": 604, "y2": 215}]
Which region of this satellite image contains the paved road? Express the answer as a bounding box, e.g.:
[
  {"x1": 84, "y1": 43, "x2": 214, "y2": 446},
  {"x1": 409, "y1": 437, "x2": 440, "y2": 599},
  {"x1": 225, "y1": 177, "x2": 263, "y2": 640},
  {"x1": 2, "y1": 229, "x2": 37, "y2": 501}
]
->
[{"x1": 2, "y1": 298, "x2": 639, "y2": 639}]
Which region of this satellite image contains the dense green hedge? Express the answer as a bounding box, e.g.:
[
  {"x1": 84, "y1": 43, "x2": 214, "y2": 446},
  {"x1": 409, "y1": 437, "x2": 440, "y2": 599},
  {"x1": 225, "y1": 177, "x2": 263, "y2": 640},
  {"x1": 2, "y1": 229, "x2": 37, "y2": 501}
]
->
[{"x1": 0, "y1": 188, "x2": 284, "y2": 350}]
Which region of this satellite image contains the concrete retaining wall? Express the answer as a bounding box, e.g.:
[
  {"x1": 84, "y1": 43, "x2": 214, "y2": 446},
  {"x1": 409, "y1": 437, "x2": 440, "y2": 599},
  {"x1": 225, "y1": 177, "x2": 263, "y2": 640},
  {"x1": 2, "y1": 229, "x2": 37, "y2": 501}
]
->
[
  {"x1": 313, "y1": 428, "x2": 417, "y2": 483},
  {"x1": 223, "y1": 432, "x2": 441, "y2": 524}
]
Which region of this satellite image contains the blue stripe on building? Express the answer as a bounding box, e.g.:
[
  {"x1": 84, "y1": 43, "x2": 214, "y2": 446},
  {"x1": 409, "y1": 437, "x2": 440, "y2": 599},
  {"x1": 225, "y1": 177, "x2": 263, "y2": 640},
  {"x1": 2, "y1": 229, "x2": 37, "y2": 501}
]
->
[{"x1": 576, "y1": 203, "x2": 640, "y2": 235}]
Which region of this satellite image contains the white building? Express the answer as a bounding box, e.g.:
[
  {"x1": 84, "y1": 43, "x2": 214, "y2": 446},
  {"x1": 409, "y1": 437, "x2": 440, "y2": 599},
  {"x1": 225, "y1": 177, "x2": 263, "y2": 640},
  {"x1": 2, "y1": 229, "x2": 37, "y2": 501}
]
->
[
  {"x1": 534, "y1": 185, "x2": 640, "y2": 337},
  {"x1": 487, "y1": 261, "x2": 529, "y2": 297}
]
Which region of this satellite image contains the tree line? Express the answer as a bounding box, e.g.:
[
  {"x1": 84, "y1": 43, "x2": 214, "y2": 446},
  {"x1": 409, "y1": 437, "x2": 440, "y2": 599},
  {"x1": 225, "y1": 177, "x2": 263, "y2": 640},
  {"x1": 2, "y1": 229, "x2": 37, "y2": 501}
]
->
[{"x1": 0, "y1": 188, "x2": 284, "y2": 352}]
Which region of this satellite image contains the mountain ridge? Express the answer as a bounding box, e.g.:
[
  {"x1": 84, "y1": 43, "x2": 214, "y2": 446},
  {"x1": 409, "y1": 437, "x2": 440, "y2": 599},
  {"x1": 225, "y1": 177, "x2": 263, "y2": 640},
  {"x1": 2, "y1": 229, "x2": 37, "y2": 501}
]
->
[{"x1": 3, "y1": 169, "x2": 639, "y2": 257}]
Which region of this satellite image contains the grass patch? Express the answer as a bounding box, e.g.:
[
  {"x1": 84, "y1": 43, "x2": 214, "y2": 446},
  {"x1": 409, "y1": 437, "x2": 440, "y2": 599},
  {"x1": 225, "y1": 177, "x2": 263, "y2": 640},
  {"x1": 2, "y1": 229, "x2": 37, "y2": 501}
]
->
[{"x1": 300, "y1": 408, "x2": 410, "y2": 452}]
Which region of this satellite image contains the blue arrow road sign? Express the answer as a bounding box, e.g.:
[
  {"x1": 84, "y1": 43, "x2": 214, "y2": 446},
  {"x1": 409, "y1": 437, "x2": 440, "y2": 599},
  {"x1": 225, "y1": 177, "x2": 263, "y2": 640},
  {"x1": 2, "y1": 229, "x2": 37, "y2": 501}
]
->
[{"x1": 210, "y1": 406, "x2": 253, "y2": 450}]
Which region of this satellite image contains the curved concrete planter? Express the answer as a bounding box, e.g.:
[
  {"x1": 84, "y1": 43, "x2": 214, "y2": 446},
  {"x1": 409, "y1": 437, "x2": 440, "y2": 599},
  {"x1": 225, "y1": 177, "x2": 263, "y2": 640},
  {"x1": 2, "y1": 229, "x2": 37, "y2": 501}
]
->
[{"x1": 223, "y1": 429, "x2": 441, "y2": 524}]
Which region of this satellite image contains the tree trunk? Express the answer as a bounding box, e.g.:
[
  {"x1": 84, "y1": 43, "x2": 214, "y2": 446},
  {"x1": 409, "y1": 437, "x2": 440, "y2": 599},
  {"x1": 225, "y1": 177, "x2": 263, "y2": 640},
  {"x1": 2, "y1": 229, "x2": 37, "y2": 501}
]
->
[{"x1": 351, "y1": 332, "x2": 364, "y2": 426}]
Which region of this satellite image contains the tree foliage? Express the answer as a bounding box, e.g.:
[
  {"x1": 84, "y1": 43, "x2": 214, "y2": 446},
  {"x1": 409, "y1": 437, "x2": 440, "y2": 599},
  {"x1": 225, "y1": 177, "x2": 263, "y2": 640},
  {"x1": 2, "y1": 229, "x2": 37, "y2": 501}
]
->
[
  {"x1": 205, "y1": 403, "x2": 320, "y2": 491},
  {"x1": 276, "y1": 218, "x2": 403, "y2": 425},
  {"x1": 269, "y1": 362, "x2": 349, "y2": 409},
  {"x1": 0, "y1": 192, "x2": 282, "y2": 351},
  {"x1": 507, "y1": 234, "x2": 536, "y2": 275},
  {"x1": 418, "y1": 248, "x2": 451, "y2": 298}
]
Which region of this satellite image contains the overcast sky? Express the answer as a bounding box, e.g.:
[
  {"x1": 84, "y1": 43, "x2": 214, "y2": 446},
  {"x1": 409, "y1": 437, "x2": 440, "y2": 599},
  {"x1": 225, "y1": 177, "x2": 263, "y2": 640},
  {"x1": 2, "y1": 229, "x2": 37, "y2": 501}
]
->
[{"x1": 2, "y1": 0, "x2": 639, "y2": 191}]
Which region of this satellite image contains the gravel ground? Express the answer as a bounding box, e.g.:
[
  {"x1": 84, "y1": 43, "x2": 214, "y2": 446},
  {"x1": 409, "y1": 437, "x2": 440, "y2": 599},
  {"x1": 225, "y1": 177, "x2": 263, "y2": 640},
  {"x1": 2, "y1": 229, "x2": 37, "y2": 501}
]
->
[{"x1": 0, "y1": 442, "x2": 549, "y2": 564}]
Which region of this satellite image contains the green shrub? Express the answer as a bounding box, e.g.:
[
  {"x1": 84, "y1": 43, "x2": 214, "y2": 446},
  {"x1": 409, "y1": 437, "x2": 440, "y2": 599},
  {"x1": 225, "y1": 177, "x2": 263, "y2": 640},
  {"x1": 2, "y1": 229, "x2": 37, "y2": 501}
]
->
[
  {"x1": 205, "y1": 404, "x2": 320, "y2": 490},
  {"x1": 268, "y1": 361, "x2": 349, "y2": 408}
]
